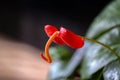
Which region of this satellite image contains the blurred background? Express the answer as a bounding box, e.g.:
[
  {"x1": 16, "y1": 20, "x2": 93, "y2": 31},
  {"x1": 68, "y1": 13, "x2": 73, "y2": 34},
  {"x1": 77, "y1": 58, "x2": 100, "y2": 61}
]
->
[
  {"x1": 0, "y1": 0, "x2": 110, "y2": 80},
  {"x1": 0, "y1": 0, "x2": 110, "y2": 49}
]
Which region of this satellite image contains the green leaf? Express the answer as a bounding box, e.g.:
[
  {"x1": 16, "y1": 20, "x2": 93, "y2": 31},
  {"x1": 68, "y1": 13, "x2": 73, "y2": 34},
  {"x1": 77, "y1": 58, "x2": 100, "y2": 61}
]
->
[
  {"x1": 103, "y1": 60, "x2": 120, "y2": 80},
  {"x1": 49, "y1": 46, "x2": 72, "y2": 61},
  {"x1": 89, "y1": 68, "x2": 103, "y2": 80},
  {"x1": 80, "y1": 0, "x2": 120, "y2": 79},
  {"x1": 48, "y1": 42, "x2": 90, "y2": 80},
  {"x1": 80, "y1": 26, "x2": 120, "y2": 79},
  {"x1": 86, "y1": 0, "x2": 120, "y2": 39},
  {"x1": 49, "y1": 60, "x2": 69, "y2": 80},
  {"x1": 48, "y1": 46, "x2": 73, "y2": 80}
]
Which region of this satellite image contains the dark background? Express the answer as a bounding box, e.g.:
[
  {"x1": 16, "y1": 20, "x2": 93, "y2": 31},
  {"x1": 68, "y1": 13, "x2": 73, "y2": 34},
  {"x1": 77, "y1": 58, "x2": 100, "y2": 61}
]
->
[{"x1": 0, "y1": 0, "x2": 110, "y2": 49}]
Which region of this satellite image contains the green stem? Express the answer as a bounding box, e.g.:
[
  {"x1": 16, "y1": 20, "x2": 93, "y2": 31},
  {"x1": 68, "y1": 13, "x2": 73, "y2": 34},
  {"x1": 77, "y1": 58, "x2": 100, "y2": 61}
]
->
[{"x1": 80, "y1": 36, "x2": 120, "y2": 59}]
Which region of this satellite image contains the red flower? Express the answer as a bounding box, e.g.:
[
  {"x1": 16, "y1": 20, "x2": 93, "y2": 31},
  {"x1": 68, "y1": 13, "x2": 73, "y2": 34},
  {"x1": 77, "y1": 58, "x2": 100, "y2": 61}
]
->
[
  {"x1": 40, "y1": 25, "x2": 84, "y2": 63},
  {"x1": 60, "y1": 27, "x2": 84, "y2": 48},
  {"x1": 44, "y1": 25, "x2": 65, "y2": 44}
]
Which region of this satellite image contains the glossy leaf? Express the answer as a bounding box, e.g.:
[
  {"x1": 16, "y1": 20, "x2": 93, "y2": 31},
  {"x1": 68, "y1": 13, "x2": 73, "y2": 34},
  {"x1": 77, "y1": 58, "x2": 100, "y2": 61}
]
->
[
  {"x1": 49, "y1": 41, "x2": 90, "y2": 80},
  {"x1": 103, "y1": 60, "x2": 120, "y2": 80},
  {"x1": 48, "y1": 46, "x2": 72, "y2": 80},
  {"x1": 80, "y1": 24, "x2": 120, "y2": 80},
  {"x1": 80, "y1": 0, "x2": 120, "y2": 79},
  {"x1": 86, "y1": 0, "x2": 120, "y2": 39},
  {"x1": 49, "y1": 46, "x2": 71, "y2": 61},
  {"x1": 49, "y1": 61, "x2": 69, "y2": 80}
]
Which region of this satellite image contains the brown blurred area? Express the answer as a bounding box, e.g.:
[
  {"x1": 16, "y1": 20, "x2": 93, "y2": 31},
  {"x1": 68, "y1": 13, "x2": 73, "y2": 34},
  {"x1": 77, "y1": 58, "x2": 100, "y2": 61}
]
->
[{"x1": 0, "y1": 35, "x2": 50, "y2": 80}]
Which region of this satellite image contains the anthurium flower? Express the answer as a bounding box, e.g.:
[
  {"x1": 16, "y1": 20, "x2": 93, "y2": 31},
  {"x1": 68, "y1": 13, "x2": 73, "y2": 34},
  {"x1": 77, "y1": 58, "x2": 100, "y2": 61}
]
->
[
  {"x1": 60, "y1": 27, "x2": 84, "y2": 48},
  {"x1": 44, "y1": 25, "x2": 65, "y2": 44},
  {"x1": 40, "y1": 25, "x2": 84, "y2": 63}
]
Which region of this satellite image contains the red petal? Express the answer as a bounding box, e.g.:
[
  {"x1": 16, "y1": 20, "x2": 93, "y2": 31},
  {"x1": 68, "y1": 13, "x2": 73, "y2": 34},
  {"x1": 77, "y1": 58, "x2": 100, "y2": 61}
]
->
[
  {"x1": 60, "y1": 27, "x2": 84, "y2": 48},
  {"x1": 44, "y1": 25, "x2": 58, "y2": 37},
  {"x1": 44, "y1": 25, "x2": 65, "y2": 44},
  {"x1": 54, "y1": 36, "x2": 66, "y2": 44}
]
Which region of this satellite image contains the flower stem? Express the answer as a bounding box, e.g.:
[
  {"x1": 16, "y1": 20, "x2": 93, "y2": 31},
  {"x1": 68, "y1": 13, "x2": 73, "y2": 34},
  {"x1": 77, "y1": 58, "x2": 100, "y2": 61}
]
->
[
  {"x1": 40, "y1": 31, "x2": 60, "y2": 63},
  {"x1": 80, "y1": 36, "x2": 120, "y2": 59}
]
